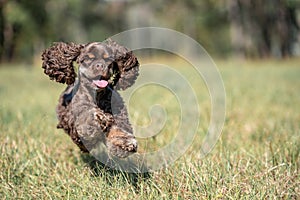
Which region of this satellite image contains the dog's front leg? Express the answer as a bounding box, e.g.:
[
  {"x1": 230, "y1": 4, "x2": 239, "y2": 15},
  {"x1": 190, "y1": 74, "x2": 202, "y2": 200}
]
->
[
  {"x1": 93, "y1": 108, "x2": 114, "y2": 131},
  {"x1": 104, "y1": 93, "x2": 138, "y2": 158},
  {"x1": 75, "y1": 108, "x2": 114, "y2": 150}
]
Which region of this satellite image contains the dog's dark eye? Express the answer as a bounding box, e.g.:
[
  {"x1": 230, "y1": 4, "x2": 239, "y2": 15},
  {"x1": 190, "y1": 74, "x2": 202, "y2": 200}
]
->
[
  {"x1": 83, "y1": 53, "x2": 96, "y2": 63},
  {"x1": 83, "y1": 56, "x2": 94, "y2": 64}
]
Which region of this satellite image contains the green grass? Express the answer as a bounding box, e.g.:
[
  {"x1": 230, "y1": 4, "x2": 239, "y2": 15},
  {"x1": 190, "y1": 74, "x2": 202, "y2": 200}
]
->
[{"x1": 0, "y1": 59, "x2": 299, "y2": 199}]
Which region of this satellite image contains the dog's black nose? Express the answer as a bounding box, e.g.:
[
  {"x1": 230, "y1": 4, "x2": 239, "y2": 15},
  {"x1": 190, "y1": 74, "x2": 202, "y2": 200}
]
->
[
  {"x1": 95, "y1": 63, "x2": 110, "y2": 78},
  {"x1": 95, "y1": 63, "x2": 105, "y2": 70}
]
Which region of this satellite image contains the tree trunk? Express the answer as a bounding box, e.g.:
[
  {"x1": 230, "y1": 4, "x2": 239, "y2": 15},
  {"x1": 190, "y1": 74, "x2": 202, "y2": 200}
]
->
[{"x1": 0, "y1": 0, "x2": 5, "y2": 62}]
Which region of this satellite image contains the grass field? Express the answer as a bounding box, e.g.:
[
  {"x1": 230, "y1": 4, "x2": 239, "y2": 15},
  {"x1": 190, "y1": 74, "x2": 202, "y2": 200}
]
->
[{"x1": 0, "y1": 59, "x2": 299, "y2": 199}]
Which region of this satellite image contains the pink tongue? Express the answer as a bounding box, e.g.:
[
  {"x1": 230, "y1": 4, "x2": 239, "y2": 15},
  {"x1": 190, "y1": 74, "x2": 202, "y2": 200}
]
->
[{"x1": 93, "y1": 80, "x2": 108, "y2": 88}]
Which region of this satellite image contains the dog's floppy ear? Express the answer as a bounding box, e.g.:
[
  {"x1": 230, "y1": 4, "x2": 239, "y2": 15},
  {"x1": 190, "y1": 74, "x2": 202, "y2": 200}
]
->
[
  {"x1": 42, "y1": 42, "x2": 84, "y2": 85},
  {"x1": 105, "y1": 39, "x2": 139, "y2": 90}
]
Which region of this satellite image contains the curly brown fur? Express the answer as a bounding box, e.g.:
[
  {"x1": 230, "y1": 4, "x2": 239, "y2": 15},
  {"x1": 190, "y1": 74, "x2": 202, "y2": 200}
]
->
[
  {"x1": 105, "y1": 39, "x2": 139, "y2": 90},
  {"x1": 42, "y1": 42, "x2": 84, "y2": 85},
  {"x1": 42, "y1": 39, "x2": 139, "y2": 158}
]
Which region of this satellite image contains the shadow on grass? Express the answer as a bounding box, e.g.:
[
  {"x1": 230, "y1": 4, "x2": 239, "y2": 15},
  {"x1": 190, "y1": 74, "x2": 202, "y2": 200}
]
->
[{"x1": 80, "y1": 153, "x2": 152, "y2": 189}]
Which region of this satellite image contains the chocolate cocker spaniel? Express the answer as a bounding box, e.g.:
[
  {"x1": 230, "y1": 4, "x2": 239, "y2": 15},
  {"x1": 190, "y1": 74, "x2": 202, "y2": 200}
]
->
[{"x1": 42, "y1": 39, "x2": 139, "y2": 158}]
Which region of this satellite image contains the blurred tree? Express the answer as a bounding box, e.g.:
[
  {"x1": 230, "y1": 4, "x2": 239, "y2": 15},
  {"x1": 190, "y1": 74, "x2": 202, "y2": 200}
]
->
[
  {"x1": 79, "y1": 0, "x2": 127, "y2": 41},
  {"x1": 0, "y1": 0, "x2": 129, "y2": 63},
  {"x1": 1, "y1": 0, "x2": 50, "y2": 62},
  {"x1": 125, "y1": 0, "x2": 231, "y2": 56},
  {"x1": 0, "y1": 0, "x2": 299, "y2": 63},
  {"x1": 228, "y1": 0, "x2": 299, "y2": 58},
  {"x1": 0, "y1": 0, "x2": 6, "y2": 61}
]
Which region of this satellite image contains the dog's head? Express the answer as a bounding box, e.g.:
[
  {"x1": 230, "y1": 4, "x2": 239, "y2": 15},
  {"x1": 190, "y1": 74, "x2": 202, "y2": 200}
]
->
[{"x1": 42, "y1": 39, "x2": 139, "y2": 90}]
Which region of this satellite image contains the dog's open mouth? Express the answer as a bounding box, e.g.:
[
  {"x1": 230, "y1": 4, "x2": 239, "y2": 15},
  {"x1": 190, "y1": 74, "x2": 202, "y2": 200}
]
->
[
  {"x1": 92, "y1": 65, "x2": 120, "y2": 89},
  {"x1": 92, "y1": 79, "x2": 108, "y2": 88}
]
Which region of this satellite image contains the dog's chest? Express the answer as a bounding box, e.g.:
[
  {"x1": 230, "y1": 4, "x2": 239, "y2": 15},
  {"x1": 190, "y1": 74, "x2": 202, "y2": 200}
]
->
[{"x1": 96, "y1": 89, "x2": 112, "y2": 113}]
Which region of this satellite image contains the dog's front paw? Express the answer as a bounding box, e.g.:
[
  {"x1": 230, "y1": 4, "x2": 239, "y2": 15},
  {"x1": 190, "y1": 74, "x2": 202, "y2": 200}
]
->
[
  {"x1": 106, "y1": 128, "x2": 138, "y2": 158},
  {"x1": 94, "y1": 111, "x2": 114, "y2": 131}
]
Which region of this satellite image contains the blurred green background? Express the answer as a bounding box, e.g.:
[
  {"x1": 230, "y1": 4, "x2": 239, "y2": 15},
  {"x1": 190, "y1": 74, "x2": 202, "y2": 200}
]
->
[{"x1": 0, "y1": 0, "x2": 299, "y2": 64}]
